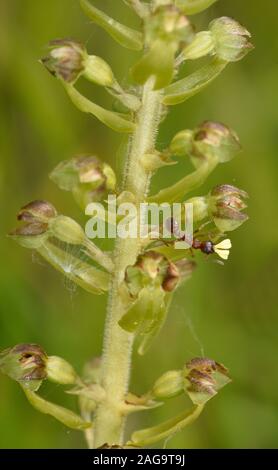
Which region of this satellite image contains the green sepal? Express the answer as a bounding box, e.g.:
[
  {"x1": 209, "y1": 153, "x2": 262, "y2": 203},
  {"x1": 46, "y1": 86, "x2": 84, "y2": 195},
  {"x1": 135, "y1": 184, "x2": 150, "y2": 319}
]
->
[
  {"x1": 129, "y1": 404, "x2": 204, "y2": 447},
  {"x1": 80, "y1": 0, "x2": 143, "y2": 51},
  {"x1": 23, "y1": 388, "x2": 91, "y2": 431},
  {"x1": 65, "y1": 84, "x2": 136, "y2": 133},
  {"x1": 131, "y1": 40, "x2": 177, "y2": 90},
  {"x1": 163, "y1": 58, "x2": 228, "y2": 105}
]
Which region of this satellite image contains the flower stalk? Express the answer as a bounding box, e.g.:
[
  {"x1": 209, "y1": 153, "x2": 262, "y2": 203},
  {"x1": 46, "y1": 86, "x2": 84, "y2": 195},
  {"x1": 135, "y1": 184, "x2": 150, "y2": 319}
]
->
[{"x1": 93, "y1": 77, "x2": 163, "y2": 447}]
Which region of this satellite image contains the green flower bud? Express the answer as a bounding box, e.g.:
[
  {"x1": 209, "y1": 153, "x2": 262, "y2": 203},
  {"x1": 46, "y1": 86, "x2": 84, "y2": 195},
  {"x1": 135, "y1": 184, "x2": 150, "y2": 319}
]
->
[
  {"x1": 170, "y1": 121, "x2": 241, "y2": 167},
  {"x1": 184, "y1": 357, "x2": 231, "y2": 405},
  {"x1": 83, "y1": 55, "x2": 115, "y2": 87},
  {"x1": 9, "y1": 200, "x2": 57, "y2": 249},
  {"x1": 17, "y1": 200, "x2": 57, "y2": 223},
  {"x1": 49, "y1": 215, "x2": 86, "y2": 245},
  {"x1": 208, "y1": 184, "x2": 249, "y2": 232},
  {"x1": 9, "y1": 222, "x2": 49, "y2": 249},
  {"x1": 209, "y1": 17, "x2": 253, "y2": 62},
  {"x1": 41, "y1": 39, "x2": 116, "y2": 87},
  {"x1": 191, "y1": 121, "x2": 241, "y2": 166},
  {"x1": 41, "y1": 39, "x2": 86, "y2": 83},
  {"x1": 183, "y1": 30, "x2": 214, "y2": 59},
  {"x1": 46, "y1": 356, "x2": 77, "y2": 385},
  {"x1": 169, "y1": 129, "x2": 193, "y2": 157},
  {"x1": 152, "y1": 370, "x2": 184, "y2": 399},
  {"x1": 0, "y1": 344, "x2": 47, "y2": 392},
  {"x1": 50, "y1": 155, "x2": 116, "y2": 209},
  {"x1": 186, "y1": 196, "x2": 208, "y2": 221}
]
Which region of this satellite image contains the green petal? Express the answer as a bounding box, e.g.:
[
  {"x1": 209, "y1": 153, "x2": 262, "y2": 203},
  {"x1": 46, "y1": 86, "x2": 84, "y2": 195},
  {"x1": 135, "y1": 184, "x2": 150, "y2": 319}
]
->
[{"x1": 80, "y1": 0, "x2": 143, "y2": 51}]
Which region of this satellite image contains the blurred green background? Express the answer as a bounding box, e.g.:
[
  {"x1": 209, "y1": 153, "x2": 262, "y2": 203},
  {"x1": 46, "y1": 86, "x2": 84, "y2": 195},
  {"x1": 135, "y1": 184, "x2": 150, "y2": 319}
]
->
[{"x1": 0, "y1": 0, "x2": 277, "y2": 449}]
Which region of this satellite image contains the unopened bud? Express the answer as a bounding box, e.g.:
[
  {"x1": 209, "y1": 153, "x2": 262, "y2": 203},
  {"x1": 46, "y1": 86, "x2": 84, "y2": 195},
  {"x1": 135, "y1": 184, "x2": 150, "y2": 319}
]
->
[
  {"x1": 152, "y1": 370, "x2": 184, "y2": 399},
  {"x1": 186, "y1": 196, "x2": 208, "y2": 221},
  {"x1": 209, "y1": 17, "x2": 253, "y2": 62},
  {"x1": 46, "y1": 356, "x2": 77, "y2": 385},
  {"x1": 41, "y1": 39, "x2": 116, "y2": 87},
  {"x1": 183, "y1": 31, "x2": 214, "y2": 60},
  {"x1": 50, "y1": 215, "x2": 85, "y2": 245},
  {"x1": 170, "y1": 121, "x2": 241, "y2": 167},
  {"x1": 9, "y1": 222, "x2": 49, "y2": 249},
  {"x1": 192, "y1": 121, "x2": 241, "y2": 165},
  {"x1": 17, "y1": 200, "x2": 57, "y2": 223},
  {"x1": 83, "y1": 55, "x2": 115, "y2": 87},
  {"x1": 0, "y1": 344, "x2": 47, "y2": 391},
  {"x1": 169, "y1": 129, "x2": 193, "y2": 157},
  {"x1": 41, "y1": 39, "x2": 85, "y2": 83},
  {"x1": 50, "y1": 155, "x2": 116, "y2": 208},
  {"x1": 209, "y1": 184, "x2": 249, "y2": 232}
]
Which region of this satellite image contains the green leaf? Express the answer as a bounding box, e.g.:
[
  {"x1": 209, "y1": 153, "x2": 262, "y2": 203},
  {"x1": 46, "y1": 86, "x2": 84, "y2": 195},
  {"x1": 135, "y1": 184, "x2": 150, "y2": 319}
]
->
[
  {"x1": 129, "y1": 404, "x2": 204, "y2": 447},
  {"x1": 80, "y1": 0, "x2": 143, "y2": 51},
  {"x1": 163, "y1": 58, "x2": 228, "y2": 105},
  {"x1": 131, "y1": 40, "x2": 176, "y2": 90},
  {"x1": 23, "y1": 388, "x2": 91, "y2": 431},
  {"x1": 38, "y1": 240, "x2": 110, "y2": 295},
  {"x1": 65, "y1": 84, "x2": 136, "y2": 133}
]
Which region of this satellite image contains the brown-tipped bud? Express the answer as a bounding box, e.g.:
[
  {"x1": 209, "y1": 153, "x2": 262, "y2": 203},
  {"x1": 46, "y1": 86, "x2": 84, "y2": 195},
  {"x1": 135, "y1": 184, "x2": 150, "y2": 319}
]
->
[
  {"x1": 41, "y1": 39, "x2": 115, "y2": 87},
  {"x1": 50, "y1": 155, "x2": 116, "y2": 209},
  {"x1": 192, "y1": 121, "x2": 241, "y2": 166},
  {"x1": 9, "y1": 222, "x2": 49, "y2": 249},
  {"x1": 169, "y1": 121, "x2": 241, "y2": 166},
  {"x1": 17, "y1": 200, "x2": 57, "y2": 223},
  {"x1": 209, "y1": 184, "x2": 249, "y2": 232},
  {"x1": 184, "y1": 357, "x2": 231, "y2": 405},
  {"x1": 209, "y1": 17, "x2": 253, "y2": 62},
  {"x1": 9, "y1": 200, "x2": 57, "y2": 249},
  {"x1": 0, "y1": 344, "x2": 47, "y2": 391},
  {"x1": 41, "y1": 39, "x2": 86, "y2": 83}
]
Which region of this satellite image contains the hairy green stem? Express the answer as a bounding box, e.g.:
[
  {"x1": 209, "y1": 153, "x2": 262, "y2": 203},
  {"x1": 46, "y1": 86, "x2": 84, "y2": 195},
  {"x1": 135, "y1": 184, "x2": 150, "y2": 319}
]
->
[{"x1": 93, "y1": 78, "x2": 163, "y2": 447}]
